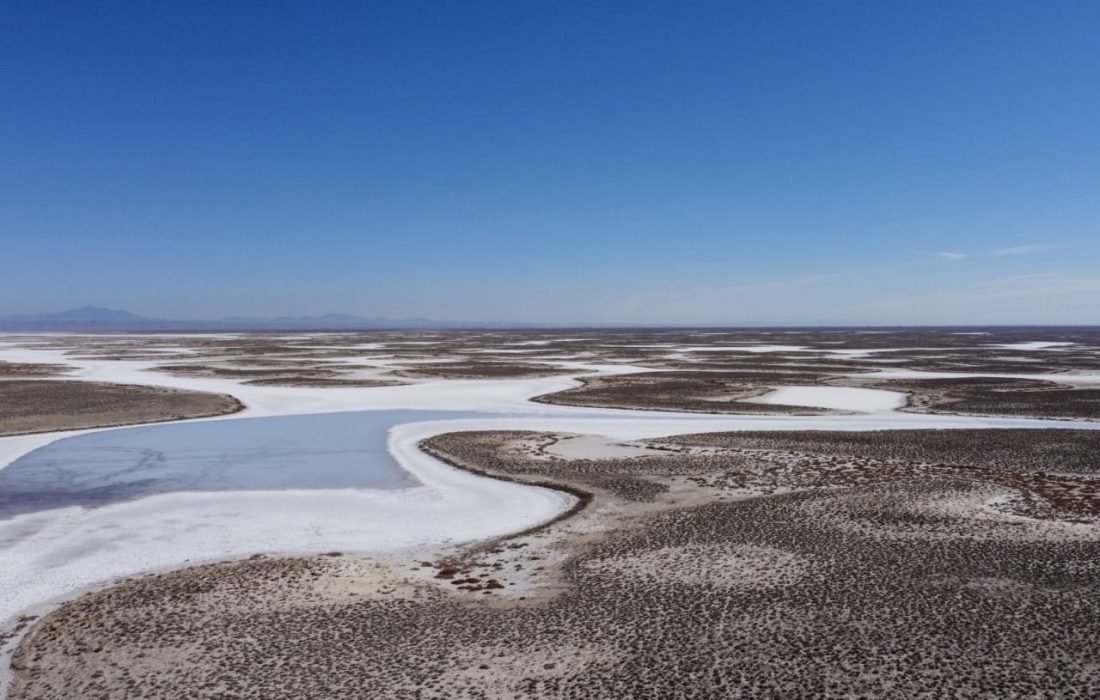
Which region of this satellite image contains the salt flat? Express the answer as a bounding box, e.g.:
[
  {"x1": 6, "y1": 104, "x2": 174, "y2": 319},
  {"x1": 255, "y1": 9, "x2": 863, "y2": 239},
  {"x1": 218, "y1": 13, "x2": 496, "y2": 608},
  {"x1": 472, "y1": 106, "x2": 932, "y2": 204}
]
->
[
  {"x1": 744, "y1": 385, "x2": 907, "y2": 413},
  {"x1": 863, "y1": 368, "x2": 1100, "y2": 386},
  {"x1": 3, "y1": 330, "x2": 1100, "y2": 669},
  {"x1": 1, "y1": 383, "x2": 1095, "y2": 628},
  {"x1": 3, "y1": 330, "x2": 1100, "y2": 698}
]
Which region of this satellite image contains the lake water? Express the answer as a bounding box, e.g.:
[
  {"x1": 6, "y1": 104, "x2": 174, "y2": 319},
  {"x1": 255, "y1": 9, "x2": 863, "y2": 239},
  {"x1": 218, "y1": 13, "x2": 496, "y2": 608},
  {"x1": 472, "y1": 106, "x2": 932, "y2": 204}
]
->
[{"x1": 0, "y1": 410, "x2": 479, "y2": 519}]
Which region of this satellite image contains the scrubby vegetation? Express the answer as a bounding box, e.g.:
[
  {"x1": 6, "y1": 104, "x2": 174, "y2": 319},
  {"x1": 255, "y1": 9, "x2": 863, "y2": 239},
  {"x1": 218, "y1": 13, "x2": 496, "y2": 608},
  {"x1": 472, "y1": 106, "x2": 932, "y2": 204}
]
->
[
  {"x1": 0, "y1": 380, "x2": 242, "y2": 436},
  {"x1": 13, "y1": 427, "x2": 1100, "y2": 698}
]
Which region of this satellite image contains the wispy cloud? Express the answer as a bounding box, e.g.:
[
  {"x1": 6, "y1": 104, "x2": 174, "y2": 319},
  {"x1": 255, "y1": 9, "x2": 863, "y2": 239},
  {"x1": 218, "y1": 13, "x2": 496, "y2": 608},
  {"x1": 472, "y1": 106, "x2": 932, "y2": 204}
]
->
[
  {"x1": 915, "y1": 243, "x2": 1060, "y2": 262},
  {"x1": 989, "y1": 244, "x2": 1060, "y2": 256},
  {"x1": 911, "y1": 250, "x2": 969, "y2": 261}
]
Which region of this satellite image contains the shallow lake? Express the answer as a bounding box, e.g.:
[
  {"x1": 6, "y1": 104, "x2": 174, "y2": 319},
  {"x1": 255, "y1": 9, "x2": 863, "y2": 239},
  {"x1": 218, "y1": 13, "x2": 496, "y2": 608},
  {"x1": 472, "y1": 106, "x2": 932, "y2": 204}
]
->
[{"x1": 0, "y1": 410, "x2": 480, "y2": 519}]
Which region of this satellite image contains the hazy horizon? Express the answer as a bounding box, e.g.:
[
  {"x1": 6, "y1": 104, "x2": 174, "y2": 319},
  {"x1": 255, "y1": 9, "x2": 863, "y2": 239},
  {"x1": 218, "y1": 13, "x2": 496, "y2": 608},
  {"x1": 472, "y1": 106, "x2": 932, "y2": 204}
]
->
[
  {"x1": 3, "y1": 304, "x2": 1100, "y2": 330},
  {"x1": 3, "y1": 2, "x2": 1099, "y2": 325}
]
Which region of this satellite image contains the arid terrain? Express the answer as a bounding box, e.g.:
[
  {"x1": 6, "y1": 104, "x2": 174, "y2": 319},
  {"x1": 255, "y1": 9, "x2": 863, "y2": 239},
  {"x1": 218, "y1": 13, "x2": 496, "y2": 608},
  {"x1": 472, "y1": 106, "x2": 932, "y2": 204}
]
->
[
  {"x1": 2, "y1": 328, "x2": 1100, "y2": 698},
  {"x1": 0, "y1": 380, "x2": 242, "y2": 436}
]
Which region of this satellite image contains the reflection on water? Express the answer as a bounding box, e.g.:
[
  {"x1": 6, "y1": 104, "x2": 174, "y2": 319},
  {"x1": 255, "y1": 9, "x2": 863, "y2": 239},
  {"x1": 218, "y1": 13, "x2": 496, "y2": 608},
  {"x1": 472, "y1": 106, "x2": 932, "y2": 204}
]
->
[{"x1": 0, "y1": 410, "x2": 478, "y2": 519}]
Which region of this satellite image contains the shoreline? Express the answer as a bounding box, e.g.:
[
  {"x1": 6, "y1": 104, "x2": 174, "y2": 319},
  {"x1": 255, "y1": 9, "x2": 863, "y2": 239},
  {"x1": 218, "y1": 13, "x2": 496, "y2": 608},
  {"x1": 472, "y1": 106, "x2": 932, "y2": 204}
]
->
[{"x1": 5, "y1": 408, "x2": 1100, "y2": 623}]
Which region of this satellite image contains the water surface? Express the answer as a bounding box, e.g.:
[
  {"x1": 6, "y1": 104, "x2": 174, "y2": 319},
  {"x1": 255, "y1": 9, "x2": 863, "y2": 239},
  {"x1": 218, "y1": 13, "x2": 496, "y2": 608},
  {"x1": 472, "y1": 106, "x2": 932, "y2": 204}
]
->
[{"x1": 0, "y1": 410, "x2": 478, "y2": 519}]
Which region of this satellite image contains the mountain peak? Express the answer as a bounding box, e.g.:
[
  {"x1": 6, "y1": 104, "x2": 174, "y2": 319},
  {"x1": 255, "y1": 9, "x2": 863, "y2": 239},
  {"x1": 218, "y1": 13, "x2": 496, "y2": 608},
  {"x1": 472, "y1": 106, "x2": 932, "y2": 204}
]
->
[{"x1": 56, "y1": 306, "x2": 149, "y2": 321}]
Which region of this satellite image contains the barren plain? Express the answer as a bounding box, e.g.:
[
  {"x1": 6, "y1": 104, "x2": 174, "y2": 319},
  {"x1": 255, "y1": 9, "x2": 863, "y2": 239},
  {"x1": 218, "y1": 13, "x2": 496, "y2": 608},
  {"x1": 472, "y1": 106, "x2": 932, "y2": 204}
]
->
[{"x1": 2, "y1": 328, "x2": 1100, "y2": 698}]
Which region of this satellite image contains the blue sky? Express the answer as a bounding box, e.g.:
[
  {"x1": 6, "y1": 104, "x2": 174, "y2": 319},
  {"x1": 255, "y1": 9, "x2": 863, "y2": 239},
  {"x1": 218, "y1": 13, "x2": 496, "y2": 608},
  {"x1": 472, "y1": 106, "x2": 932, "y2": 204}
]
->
[{"x1": 2, "y1": 1, "x2": 1098, "y2": 324}]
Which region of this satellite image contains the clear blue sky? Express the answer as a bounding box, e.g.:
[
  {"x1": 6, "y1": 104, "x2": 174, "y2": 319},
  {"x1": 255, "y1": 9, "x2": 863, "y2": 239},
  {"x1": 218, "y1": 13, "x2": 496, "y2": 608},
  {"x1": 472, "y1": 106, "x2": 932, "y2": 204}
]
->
[{"x1": 2, "y1": 1, "x2": 1099, "y2": 324}]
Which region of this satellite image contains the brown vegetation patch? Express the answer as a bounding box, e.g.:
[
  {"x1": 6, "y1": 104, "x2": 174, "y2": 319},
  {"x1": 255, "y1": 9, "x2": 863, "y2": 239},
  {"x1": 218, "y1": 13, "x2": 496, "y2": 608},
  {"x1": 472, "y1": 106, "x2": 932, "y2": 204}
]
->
[
  {"x1": 841, "y1": 376, "x2": 1100, "y2": 420},
  {"x1": 0, "y1": 380, "x2": 243, "y2": 436},
  {"x1": 0, "y1": 362, "x2": 69, "y2": 378},
  {"x1": 534, "y1": 371, "x2": 838, "y2": 414},
  {"x1": 151, "y1": 363, "x2": 338, "y2": 379}
]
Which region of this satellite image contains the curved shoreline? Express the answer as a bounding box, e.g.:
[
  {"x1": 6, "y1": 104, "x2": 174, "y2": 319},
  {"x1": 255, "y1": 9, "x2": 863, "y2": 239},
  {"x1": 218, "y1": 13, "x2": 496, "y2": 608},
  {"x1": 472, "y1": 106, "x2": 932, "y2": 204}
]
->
[{"x1": 419, "y1": 438, "x2": 594, "y2": 543}]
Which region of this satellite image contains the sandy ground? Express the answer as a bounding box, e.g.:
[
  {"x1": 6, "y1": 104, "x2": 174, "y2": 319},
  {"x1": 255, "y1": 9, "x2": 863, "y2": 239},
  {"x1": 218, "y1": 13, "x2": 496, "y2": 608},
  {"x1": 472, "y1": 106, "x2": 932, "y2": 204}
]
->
[{"x1": 540, "y1": 434, "x2": 659, "y2": 460}]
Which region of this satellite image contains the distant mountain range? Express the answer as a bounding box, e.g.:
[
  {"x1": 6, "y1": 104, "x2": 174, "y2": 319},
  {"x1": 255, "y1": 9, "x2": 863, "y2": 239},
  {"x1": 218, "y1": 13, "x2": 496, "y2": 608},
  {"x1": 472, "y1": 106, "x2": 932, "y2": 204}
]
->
[{"x1": 0, "y1": 306, "x2": 531, "y2": 332}]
